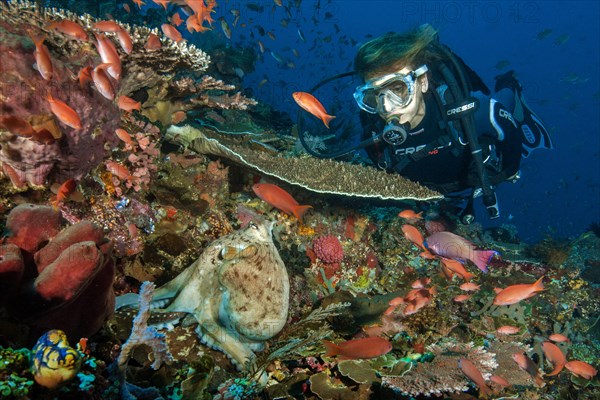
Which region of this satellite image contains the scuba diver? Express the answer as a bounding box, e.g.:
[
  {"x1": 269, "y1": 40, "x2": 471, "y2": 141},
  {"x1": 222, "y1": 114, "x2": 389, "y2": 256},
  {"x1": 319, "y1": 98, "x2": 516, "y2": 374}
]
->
[{"x1": 299, "y1": 24, "x2": 553, "y2": 223}]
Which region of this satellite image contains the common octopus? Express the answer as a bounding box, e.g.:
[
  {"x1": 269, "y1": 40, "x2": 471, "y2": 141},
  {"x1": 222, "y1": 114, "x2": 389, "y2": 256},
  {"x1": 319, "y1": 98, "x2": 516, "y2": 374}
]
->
[{"x1": 118, "y1": 219, "x2": 290, "y2": 375}]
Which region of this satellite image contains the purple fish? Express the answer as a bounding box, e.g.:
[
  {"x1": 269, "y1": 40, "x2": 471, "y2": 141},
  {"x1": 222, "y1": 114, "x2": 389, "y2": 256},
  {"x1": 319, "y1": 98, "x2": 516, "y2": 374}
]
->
[{"x1": 423, "y1": 231, "x2": 499, "y2": 273}]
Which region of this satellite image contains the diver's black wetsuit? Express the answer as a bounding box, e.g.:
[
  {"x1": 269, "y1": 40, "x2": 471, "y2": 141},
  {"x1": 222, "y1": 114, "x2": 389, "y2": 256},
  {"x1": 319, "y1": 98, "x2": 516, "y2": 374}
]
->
[{"x1": 360, "y1": 87, "x2": 522, "y2": 197}]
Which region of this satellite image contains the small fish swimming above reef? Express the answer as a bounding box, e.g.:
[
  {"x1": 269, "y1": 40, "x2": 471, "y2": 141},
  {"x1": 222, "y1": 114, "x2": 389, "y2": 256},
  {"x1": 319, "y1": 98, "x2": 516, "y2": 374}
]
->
[
  {"x1": 493, "y1": 276, "x2": 544, "y2": 305},
  {"x1": 292, "y1": 92, "x2": 336, "y2": 128},
  {"x1": 542, "y1": 341, "x2": 566, "y2": 376},
  {"x1": 322, "y1": 337, "x2": 392, "y2": 360},
  {"x1": 564, "y1": 360, "x2": 597, "y2": 380},
  {"x1": 253, "y1": 183, "x2": 312, "y2": 223},
  {"x1": 424, "y1": 231, "x2": 499, "y2": 273},
  {"x1": 458, "y1": 358, "x2": 492, "y2": 397}
]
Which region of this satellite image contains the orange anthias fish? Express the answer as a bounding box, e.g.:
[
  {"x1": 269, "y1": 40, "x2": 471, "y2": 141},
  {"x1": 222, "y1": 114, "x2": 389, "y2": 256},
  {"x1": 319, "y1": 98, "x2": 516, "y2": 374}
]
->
[
  {"x1": 106, "y1": 161, "x2": 134, "y2": 182},
  {"x1": 564, "y1": 360, "x2": 598, "y2": 380},
  {"x1": 0, "y1": 115, "x2": 35, "y2": 136},
  {"x1": 0, "y1": 116, "x2": 55, "y2": 144},
  {"x1": 512, "y1": 352, "x2": 545, "y2": 387},
  {"x1": 78, "y1": 66, "x2": 93, "y2": 87},
  {"x1": 153, "y1": 0, "x2": 170, "y2": 9},
  {"x1": 94, "y1": 33, "x2": 121, "y2": 80},
  {"x1": 92, "y1": 21, "x2": 122, "y2": 32},
  {"x1": 292, "y1": 92, "x2": 336, "y2": 128},
  {"x1": 145, "y1": 33, "x2": 162, "y2": 50},
  {"x1": 117, "y1": 95, "x2": 141, "y2": 112},
  {"x1": 440, "y1": 258, "x2": 475, "y2": 282},
  {"x1": 116, "y1": 29, "x2": 133, "y2": 54},
  {"x1": 496, "y1": 325, "x2": 520, "y2": 335},
  {"x1": 47, "y1": 20, "x2": 88, "y2": 41},
  {"x1": 161, "y1": 23, "x2": 183, "y2": 42},
  {"x1": 171, "y1": 12, "x2": 184, "y2": 26},
  {"x1": 541, "y1": 341, "x2": 566, "y2": 376},
  {"x1": 322, "y1": 337, "x2": 392, "y2": 360},
  {"x1": 92, "y1": 64, "x2": 116, "y2": 100},
  {"x1": 490, "y1": 375, "x2": 511, "y2": 388},
  {"x1": 115, "y1": 128, "x2": 135, "y2": 148},
  {"x1": 398, "y1": 209, "x2": 423, "y2": 220},
  {"x1": 548, "y1": 333, "x2": 569, "y2": 343},
  {"x1": 493, "y1": 276, "x2": 545, "y2": 305},
  {"x1": 401, "y1": 224, "x2": 426, "y2": 251},
  {"x1": 46, "y1": 93, "x2": 82, "y2": 129},
  {"x1": 186, "y1": 14, "x2": 210, "y2": 33},
  {"x1": 459, "y1": 282, "x2": 481, "y2": 292},
  {"x1": 30, "y1": 34, "x2": 53, "y2": 80},
  {"x1": 454, "y1": 294, "x2": 471, "y2": 302},
  {"x1": 252, "y1": 183, "x2": 312, "y2": 223},
  {"x1": 458, "y1": 358, "x2": 492, "y2": 398},
  {"x1": 52, "y1": 178, "x2": 76, "y2": 208}
]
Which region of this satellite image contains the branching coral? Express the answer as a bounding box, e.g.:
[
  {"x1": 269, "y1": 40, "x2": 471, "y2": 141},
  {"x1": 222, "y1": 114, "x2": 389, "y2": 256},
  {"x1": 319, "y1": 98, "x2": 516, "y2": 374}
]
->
[
  {"x1": 118, "y1": 281, "x2": 174, "y2": 371},
  {"x1": 141, "y1": 75, "x2": 257, "y2": 128}
]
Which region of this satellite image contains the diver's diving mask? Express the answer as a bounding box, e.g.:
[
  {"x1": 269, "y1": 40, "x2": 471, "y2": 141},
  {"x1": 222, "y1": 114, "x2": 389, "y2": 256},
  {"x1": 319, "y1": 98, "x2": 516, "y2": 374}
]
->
[{"x1": 353, "y1": 65, "x2": 429, "y2": 114}]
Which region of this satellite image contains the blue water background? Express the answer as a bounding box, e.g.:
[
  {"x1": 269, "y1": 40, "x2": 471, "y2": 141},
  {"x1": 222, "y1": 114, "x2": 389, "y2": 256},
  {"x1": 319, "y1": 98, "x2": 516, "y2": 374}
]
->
[{"x1": 145, "y1": 1, "x2": 599, "y2": 243}]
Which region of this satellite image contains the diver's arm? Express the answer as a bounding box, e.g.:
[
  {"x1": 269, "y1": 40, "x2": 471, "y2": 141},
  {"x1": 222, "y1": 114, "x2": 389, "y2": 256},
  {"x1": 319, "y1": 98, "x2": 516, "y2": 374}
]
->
[{"x1": 472, "y1": 90, "x2": 518, "y2": 142}]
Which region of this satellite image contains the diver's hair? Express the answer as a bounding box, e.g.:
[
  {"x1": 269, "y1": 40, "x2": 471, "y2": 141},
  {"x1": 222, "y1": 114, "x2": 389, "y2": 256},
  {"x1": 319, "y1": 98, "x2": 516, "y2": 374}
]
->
[{"x1": 355, "y1": 24, "x2": 446, "y2": 80}]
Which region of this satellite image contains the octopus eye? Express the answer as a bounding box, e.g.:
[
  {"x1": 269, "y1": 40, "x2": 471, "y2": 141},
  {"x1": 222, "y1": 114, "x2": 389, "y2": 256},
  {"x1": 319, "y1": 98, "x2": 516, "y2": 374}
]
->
[{"x1": 249, "y1": 222, "x2": 258, "y2": 230}]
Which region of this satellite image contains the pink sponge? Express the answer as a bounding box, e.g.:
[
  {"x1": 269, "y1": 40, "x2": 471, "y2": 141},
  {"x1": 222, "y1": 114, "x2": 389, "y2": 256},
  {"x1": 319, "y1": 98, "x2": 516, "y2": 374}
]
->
[
  {"x1": 312, "y1": 235, "x2": 344, "y2": 264},
  {"x1": 2, "y1": 204, "x2": 115, "y2": 342},
  {"x1": 34, "y1": 241, "x2": 102, "y2": 301},
  {"x1": 5, "y1": 204, "x2": 62, "y2": 253}
]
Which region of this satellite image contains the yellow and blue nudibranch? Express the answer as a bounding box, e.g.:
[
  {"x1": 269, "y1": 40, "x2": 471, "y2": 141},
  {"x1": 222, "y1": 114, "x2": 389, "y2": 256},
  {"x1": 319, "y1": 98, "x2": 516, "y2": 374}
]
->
[{"x1": 30, "y1": 329, "x2": 82, "y2": 389}]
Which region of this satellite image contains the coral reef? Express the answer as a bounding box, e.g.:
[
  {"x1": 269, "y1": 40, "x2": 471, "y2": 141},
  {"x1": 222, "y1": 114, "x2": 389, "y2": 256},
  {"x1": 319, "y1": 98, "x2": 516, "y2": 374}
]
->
[
  {"x1": 0, "y1": 2, "x2": 597, "y2": 399},
  {"x1": 1, "y1": 203, "x2": 115, "y2": 343},
  {"x1": 0, "y1": 21, "x2": 119, "y2": 188},
  {"x1": 0, "y1": 0, "x2": 212, "y2": 189},
  {"x1": 0, "y1": 347, "x2": 33, "y2": 397}
]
